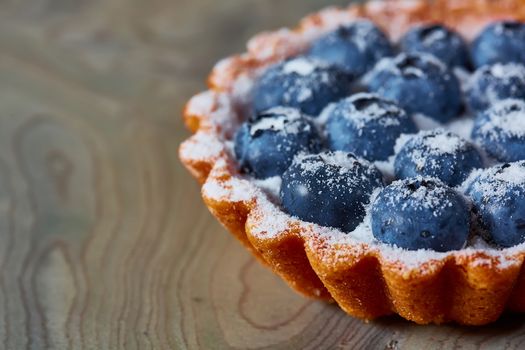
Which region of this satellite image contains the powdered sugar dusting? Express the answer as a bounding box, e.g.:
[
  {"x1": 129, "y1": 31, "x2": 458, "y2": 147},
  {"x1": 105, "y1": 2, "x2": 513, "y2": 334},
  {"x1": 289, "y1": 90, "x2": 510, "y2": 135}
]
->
[
  {"x1": 249, "y1": 107, "x2": 305, "y2": 135},
  {"x1": 294, "y1": 152, "x2": 379, "y2": 187},
  {"x1": 366, "y1": 52, "x2": 447, "y2": 82},
  {"x1": 247, "y1": 195, "x2": 295, "y2": 239},
  {"x1": 185, "y1": 91, "x2": 216, "y2": 117},
  {"x1": 467, "y1": 63, "x2": 525, "y2": 108},
  {"x1": 496, "y1": 163, "x2": 525, "y2": 184},
  {"x1": 309, "y1": 226, "x2": 524, "y2": 271},
  {"x1": 401, "y1": 130, "x2": 472, "y2": 172},
  {"x1": 464, "y1": 161, "x2": 525, "y2": 202},
  {"x1": 210, "y1": 93, "x2": 239, "y2": 136},
  {"x1": 202, "y1": 175, "x2": 255, "y2": 203},
  {"x1": 378, "y1": 244, "x2": 448, "y2": 269},
  {"x1": 477, "y1": 99, "x2": 525, "y2": 141},
  {"x1": 283, "y1": 57, "x2": 318, "y2": 75},
  {"x1": 393, "y1": 133, "x2": 413, "y2": 154},
  {"x1": 253, "y1": 176, "x2": 282, "y2": 201},
  {"x1": 180, "y1": 131, "x2": 224, "y2": 161},
  {"x1": 383, "y1": 177, "x2": 458, "y2": 217},
  {"x1": 232, "y1": 73, "x2": 255, "y2": 103},
  {"x1": 320, "y1": 151, "x2": 365, "y2": 170},
  {"x1": 340, "y1": 93, "x2": 405, "y2": 129},
  {"x1": 490, "y1": 62, "x2": 525, "y2": 80},
  {"x1": 424, "y1": 130, "x2": 465, "y2": 154}
]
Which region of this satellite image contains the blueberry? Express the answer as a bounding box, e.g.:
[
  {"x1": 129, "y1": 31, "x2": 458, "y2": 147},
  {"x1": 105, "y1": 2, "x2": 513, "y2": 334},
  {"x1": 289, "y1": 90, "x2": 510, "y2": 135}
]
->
[
  {"x1": 308, "y1": 20, "x2": 393, "y2": 77},
  {"x1": 472, "y1": 99, "x2": 525, "y2": 162},
  {"x1": 471, "y1": 20, "x2": 525, "y2": 68},
  {"x1": 324, "y1": 93, "x2": 417, "y2": 161},
  {"x1": 234, "y1": 107, "x2": 322, "y2": 179},
  {"x1": 365, "y1": 53, "x2": 462, "y2": 122},
  {"x1": 280, "y1": 151, "x2": 383, "y2": 232},
  {"x1": 394, "y1": 129, "x2": 483, "y2": 186},
  {"x1": 400, "y1": 24, "x2": 470, "y2": 68},
  {"x1": 465, "y1": 161, "x2": 525, "y2": 247},
  {"x1": 466, "y1": 63, "x2": 525, "y2": 113},
  {"x1": 252, "y1": 56, "x2": 353, "y2": 117},
  {"x1": 371, "y1": 177, "x2": 470, "y2": 252}
]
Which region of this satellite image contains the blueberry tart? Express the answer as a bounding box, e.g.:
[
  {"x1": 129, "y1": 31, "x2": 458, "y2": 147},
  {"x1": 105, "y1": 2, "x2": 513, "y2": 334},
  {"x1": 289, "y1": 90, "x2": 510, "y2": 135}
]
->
[{"x1": 180, "y1": 0, "x2": 525, "y2": 325}]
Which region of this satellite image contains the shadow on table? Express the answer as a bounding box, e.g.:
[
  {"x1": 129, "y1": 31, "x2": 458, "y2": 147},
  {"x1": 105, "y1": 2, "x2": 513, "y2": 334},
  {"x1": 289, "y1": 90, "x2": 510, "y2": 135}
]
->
[
  {"x1": 368, "y1": 311, "x2": 525, "y2": 347},
  {"x1": 376, "y1": 311, "x2": 525, "y2": 330}
]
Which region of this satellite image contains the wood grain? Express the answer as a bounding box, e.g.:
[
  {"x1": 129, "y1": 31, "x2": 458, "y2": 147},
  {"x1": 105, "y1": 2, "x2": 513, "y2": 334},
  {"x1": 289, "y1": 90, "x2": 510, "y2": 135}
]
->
[{"x1": 0, "y1": 0, "x2": 525, "y2": 349}]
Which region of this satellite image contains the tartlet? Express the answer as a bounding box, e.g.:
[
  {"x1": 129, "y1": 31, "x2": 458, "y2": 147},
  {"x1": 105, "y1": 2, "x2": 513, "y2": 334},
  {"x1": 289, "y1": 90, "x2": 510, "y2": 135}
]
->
[{"x1": 179, "y1": 0, "x2": 525, "y2": 325}]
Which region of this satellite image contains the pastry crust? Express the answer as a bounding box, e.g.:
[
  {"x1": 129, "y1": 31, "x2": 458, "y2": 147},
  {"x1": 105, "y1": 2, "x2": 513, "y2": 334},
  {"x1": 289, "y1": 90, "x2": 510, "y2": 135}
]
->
[{"x1": 179, "y1": 0, "x2": 525, "y2": 325}]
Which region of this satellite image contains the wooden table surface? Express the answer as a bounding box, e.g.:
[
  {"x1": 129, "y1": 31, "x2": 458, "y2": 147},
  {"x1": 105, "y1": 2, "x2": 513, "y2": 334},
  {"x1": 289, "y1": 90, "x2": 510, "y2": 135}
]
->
[{"x1": 2, "y1": 0, "x2": 525, "y2": 349}]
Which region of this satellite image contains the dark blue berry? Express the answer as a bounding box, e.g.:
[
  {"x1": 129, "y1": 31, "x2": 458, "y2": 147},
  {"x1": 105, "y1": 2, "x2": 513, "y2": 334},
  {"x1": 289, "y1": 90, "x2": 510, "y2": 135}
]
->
[
  {"x1": 371, "y1": 177, "x2": 470, "y2": 252},
  {"x1": 365, "y1": 53, "x2": 462, "y2": 122},
  {"x1": 465, "y1": 161, "x2": 525, "y2": 247},
  {"x1": 394, "y1": 129, "x2": 483, "y2": 187},
  {"x1": 472, "y1": 98, "x2": 525, "y2": 162},
  {"x1": 466, "y1": 63, "x2": 525, "y2": 113},
  {"x1": 471, "y1": 20, "x2": 525, "y2": 68},
  {"x1": 252, "y1": 56, "x2": 353, "y2": 117},
  {"x1": 400, "y1": 24, "x2": 470, "y2": 68},
  {"x1": 325, "y1": 93, "x2": 417, "y2": 161},
  {"x1": 234, "y1": 107, "x2": 322, "y2": 179},
  {"x1": 280, "y1": 151, "x2": 383, "y2": 232},
  {"x1": 308, "y1": 20, "x2": 393, "y2": 77}
]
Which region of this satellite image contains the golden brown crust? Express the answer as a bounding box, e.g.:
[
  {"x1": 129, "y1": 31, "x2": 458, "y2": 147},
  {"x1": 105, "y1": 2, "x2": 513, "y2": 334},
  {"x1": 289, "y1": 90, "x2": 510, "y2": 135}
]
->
[{"x1": 179, "y1": 0, "x2": 525, "y2": 324}]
